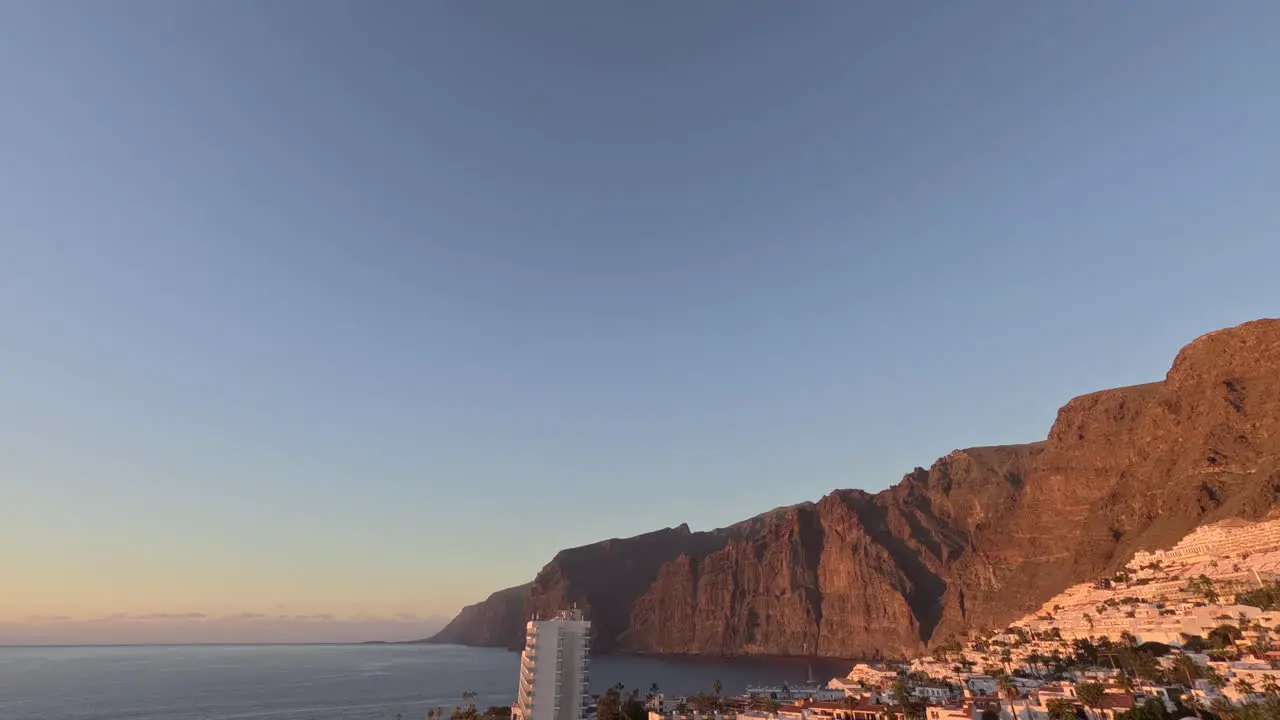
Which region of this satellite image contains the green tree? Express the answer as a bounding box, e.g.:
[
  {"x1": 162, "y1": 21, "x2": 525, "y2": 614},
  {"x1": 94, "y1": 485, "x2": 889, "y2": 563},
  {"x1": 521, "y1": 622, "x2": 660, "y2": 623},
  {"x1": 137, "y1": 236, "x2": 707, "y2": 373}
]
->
[
  {"x1": 1115, "y1": 673, "x2": 1135, "y2": 693},
  {"x1": 889, "y1": 680, "x2": 910, "y2": 707},
  {"x1": 1076, "y1": 682, "x2": 1106, "y2": 720},
  {"x1": 1209, "y1": 624, "x2": 1243, "y2": 649},
  {"x1": 1204, "y1": 666, "x2": 1227, "y2": 692},
  {"x1": 1248, "y1": 636, "x2": 1272, "y2": 658},
  {"x1": 597, "y1": 688, "x2": 622, "y2": 720},
  {"x1": 453, "y1": 691, "x2": 481, "y2": 720},
  {"x1": 1188, "y1": 575, "x2": 1219, "y2": 604},
  {"x1": 1172, "y1": 653, "x2": 1202, "y2": 687},
  {"x1": 1178, "y1": 691, "x2": 1206, "y2": 720},
  {"x1": 888, "y1": 680, "x2": 924, "y2": 720},
  {"x1": 622, "y1": 690, "x2": 647, "y2": 720},
  {"x1": 1180, "y1": 634, "x2": 1210, "y2": 653},
  {"x1": 1235, "y1": 678, "x2": 1257, "y2": 698},
  {"x1": 1072, "y1": 638, "x2": 1100, "y2": 666},
  {"x1": 1046, "y1": 698, "x2": 1078, "y2": 720},
  {"x1": 1207, "y1": 697, "x2": 1237, "y2": 720},
  {"x1": 1115, "y1": 698, "x2": 1170, "y2": 720},
  {"x1": 712, "y1": 679, "x2": 722, "y2": 699}
]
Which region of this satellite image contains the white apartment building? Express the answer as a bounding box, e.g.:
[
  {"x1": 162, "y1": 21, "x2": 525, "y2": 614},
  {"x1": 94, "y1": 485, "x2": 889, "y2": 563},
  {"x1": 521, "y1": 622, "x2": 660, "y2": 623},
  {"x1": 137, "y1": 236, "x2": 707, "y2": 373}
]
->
[
  {"x1": 514, "y1": 609, "x2": 592, "y2": 720},
  {"x1": 912, "y1": 684, "x2": 952, "y2": 702}
]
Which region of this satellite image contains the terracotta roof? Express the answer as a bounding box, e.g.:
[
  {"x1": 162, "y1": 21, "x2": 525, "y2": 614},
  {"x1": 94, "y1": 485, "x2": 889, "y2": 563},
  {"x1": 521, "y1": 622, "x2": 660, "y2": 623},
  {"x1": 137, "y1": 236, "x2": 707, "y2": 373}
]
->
[{"x1": 1099, "y1": 694, "x2": 1136, "y2": 710}]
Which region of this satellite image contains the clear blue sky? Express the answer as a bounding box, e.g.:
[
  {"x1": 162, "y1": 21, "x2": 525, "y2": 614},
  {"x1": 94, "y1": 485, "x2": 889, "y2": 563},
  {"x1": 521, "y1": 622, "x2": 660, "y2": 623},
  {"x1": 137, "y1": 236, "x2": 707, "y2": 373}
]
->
[{"x1": 2, "y1": 1, "x2": 1278, "y2": 643}]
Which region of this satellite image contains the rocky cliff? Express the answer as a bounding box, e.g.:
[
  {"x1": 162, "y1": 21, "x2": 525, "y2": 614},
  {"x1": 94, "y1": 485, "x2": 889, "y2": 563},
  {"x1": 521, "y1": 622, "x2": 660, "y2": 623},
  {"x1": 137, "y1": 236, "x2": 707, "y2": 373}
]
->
[
  {"x1": 423, "y1": 583, "x2": 530, "y2": 647},
  {"x1": 429, "y1": 319, "x2": 1280, "y2": 658}
]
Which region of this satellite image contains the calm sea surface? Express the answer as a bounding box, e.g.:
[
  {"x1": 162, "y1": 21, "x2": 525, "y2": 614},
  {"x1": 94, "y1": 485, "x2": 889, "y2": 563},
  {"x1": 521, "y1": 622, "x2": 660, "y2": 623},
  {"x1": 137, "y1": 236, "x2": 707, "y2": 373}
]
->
[{"x1": 0, "y1": 644, "x2": 850, "y2": 720}]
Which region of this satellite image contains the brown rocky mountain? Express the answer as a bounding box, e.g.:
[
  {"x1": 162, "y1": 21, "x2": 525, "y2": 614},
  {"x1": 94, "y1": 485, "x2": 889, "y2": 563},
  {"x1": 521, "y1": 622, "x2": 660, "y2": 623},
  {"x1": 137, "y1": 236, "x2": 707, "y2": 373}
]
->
[
  {"x1": 424, "y1": 583, "x2": 531, "y2": 647},
  {"x1": 428, "y1": 319, "x2": 1280, "y2": 658}
]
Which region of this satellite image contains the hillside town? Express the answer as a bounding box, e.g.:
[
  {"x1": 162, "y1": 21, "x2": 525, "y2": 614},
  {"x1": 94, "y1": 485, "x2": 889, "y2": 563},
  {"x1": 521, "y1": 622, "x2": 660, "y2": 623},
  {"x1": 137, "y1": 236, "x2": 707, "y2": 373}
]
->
[{"x1": 569, "y1": 517, "x2": 1280, "y2": 720}]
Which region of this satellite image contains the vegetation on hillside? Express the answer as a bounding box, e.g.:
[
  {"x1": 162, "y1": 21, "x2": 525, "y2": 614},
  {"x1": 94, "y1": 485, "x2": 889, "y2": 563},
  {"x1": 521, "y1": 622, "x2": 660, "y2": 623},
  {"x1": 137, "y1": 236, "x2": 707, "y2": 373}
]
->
[{"x1": 1235, "y1": 582, "x2": 1280, "y2": 611}]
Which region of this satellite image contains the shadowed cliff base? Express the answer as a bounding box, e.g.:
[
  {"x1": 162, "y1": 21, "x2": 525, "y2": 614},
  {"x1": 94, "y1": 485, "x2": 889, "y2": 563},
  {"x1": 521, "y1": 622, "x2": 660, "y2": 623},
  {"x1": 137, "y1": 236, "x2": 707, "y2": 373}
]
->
[{"x1": 428, "y1": 318, "x2": 1280, "y2": 659}]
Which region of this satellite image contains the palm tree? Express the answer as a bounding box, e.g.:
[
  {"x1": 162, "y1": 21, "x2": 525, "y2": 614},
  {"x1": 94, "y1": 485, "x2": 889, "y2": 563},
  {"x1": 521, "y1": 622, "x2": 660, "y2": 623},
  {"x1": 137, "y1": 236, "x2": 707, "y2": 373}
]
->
[
  {"x1": 1205, "y1": 667, "x2": 1227, "y2": 693},
  {"x1": 890, "y1": 680, "x2": 911, "y2": 709},
  {"x1": 1208, "y1": 697, "x2": 1239, "y2": 720},
  {"x1": 1045, "y1": 698, "x2": 1077, "y2": 720},
  {"x1": 1179, "y1": 691, "x2": 1206, "y2": 720},
  {"x1": 1235, "y1": 678, "x2": 1257, "y2": 698},
  {"x1": 1173, "y1": 653, "x2": 1201, "y2": 687},
  {"x1": 712, "y1": 679, "x2": 722, "y2": 698},
  {"x1": 995, "y1": 673, "x2": 1020, "y2": 720},
  {"x1": 1115, "y1": 673, "x2": 1134, "y2": 693},
  {"x1": 462, "y1": 691, "x2": 478, "y2": 711},
  {"x1": 1249, "y1": 637, "x2": 1273, "y2": 658}
]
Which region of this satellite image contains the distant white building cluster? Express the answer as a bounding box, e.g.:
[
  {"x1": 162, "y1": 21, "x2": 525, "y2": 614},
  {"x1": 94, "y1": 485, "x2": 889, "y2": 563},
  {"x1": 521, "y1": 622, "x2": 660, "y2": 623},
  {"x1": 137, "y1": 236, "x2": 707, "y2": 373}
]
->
[
  {"x1": 1010, "y1": 517, "x2": 1280, "y2": 646},
  {"x1": 1131, "y1": 518, "x2": 1280, "y2": 566}
]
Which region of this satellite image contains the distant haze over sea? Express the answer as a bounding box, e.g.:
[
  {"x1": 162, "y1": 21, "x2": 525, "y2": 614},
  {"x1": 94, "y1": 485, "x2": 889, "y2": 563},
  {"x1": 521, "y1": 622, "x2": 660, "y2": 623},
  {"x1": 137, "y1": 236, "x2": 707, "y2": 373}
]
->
[
  {"x1": 0, "y1": 644, "x2": 850, "y2": 720},
  {"x1": 0, "y1": 614, "x2": 449, "y2": 646}
]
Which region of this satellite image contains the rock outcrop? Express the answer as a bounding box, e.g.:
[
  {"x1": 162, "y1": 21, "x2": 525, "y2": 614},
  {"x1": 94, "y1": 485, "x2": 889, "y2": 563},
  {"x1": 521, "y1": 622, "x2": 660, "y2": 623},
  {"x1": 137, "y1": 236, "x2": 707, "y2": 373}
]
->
[
  {"x1": 423, "y1": 583, "x2": 531, "y2": 647},
  {"x1": 430, "y1": 319, "x2": 1280, "y2": 658}
]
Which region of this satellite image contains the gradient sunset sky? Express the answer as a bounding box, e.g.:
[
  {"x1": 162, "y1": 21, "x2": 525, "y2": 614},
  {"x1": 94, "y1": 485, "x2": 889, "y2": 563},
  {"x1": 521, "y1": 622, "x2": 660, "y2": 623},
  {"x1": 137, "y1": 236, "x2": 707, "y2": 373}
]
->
[{"x1": 3, "y1": 2, "x2": 1279, "y2": 644}]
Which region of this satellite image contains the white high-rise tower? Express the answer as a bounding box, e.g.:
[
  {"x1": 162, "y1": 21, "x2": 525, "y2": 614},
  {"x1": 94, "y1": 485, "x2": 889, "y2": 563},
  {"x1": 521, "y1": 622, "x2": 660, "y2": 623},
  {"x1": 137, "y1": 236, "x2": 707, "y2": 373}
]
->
[{"x1": 513, "y1": 609, "x2": 591, "y2": 720}]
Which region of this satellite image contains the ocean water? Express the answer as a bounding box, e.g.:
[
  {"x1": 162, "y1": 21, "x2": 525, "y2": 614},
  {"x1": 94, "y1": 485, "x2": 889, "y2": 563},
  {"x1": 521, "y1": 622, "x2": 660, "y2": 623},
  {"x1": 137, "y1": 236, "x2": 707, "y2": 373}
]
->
[{"x1": 0, "y1": 644, "x2": 850, "y2": 720}]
